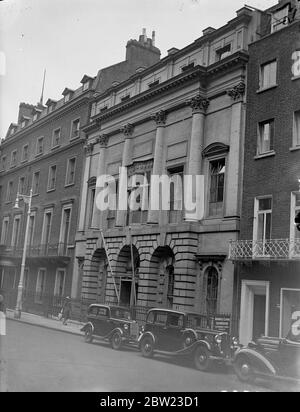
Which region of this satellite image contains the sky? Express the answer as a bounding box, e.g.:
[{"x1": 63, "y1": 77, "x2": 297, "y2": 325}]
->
[{"x1": 0, "y1": 0, "x2": 275, "y2": 139}]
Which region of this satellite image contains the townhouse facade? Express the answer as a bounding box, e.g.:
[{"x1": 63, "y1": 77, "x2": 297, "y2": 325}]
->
[
  {"x1": 229, "y1": 0, "x2": 300, "y2": 344},
  {"x1": 75, "y1": 6, "x2": 264, "y2": 319},
  {"x1": 0, "y1": 32, "x2": 160, "y2": 313}
]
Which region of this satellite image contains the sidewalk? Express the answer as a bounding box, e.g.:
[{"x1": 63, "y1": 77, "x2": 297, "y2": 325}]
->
[{"x1": 6, "y1": 309, "x2": 84, "y2": 336}]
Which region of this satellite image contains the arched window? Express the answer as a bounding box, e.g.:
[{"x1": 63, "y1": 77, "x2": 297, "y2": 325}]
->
[
  {"x1": 167, "y1": 265, "x2": 175, "y2": 308},
  {"x1": 206, "y1": 266, "x2": 219, "y2": 314}
]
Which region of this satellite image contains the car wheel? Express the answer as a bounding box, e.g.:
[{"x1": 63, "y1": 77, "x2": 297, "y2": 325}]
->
[
  {"x1": 234, "y1": 356, "x2": 255, "y2": 383},
  {"x1": 111, "y1": 330, "x2": 123, "y2": 350},
  {"x1": 194, "y1": 346, "x2": 212, "y2": 371},
  {"x1": 183, "y1": 332, "x2": 196, "y2": 349},
  {"x1": 84, "y1": 326, "x2": 93, "y2": 343},
  {"x1": 140, "y1": 336, "x2": 154, "y2": 358}
]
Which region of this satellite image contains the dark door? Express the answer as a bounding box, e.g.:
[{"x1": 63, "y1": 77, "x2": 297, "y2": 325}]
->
[
  {"x1": 120, "y1": 280, "x2": 131, "y2": 306},
  {"x1": 253, "y1": 295, "x2": 266, "y2": 340}
]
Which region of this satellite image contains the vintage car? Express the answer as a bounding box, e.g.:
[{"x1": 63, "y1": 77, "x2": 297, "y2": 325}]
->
[
  {"x1": 81, "y1": 304, "x2": 140, "y2": 350},
  {"x1": 138, "y1": 308, "x2": 240, "y2": 371},
  {"x1": 233, "y1": 336, "x2": 300, "y2": 384}
]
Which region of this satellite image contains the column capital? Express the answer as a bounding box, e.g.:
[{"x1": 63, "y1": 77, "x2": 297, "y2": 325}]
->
[
  {"x1": 84, "y1": 142, "x2": 94, "y2": 155},
  {"x1": 227, "y1": 81, "x2": 246, "y2": 101},
  {"x1": 120, "y1": 123, "x2": 134, "y2": 137},
  {"x1": 189, "y1": 95, "x2": 210, "y2": 114},
  {"x1": 97, "y1": 134, "x2": 109, "y2": 148},
  {"x1": 152, "y1": 110, "x2": 167, "y2": 126}
]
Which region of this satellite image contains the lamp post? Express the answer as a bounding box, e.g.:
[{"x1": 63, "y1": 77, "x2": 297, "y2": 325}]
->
[{"x1": 13, "y1": 188, "x2": 33, "y2": 319}]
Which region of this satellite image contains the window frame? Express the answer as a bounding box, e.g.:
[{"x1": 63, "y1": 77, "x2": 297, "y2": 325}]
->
[
  {"x1": 22, "y1": 144, "x2": 29, "y2": 162},
  {"x1": 52, "y1": 127, "x2": 61, "y2": 149},
  {"x1": 10, "y1": 150, "x2": 17, "y2": 168},
  {"x1": 35, "y1": 268, "x2": 47, "y2": 303},
  {"x1": 47, "y1": 164, "x2": 57, "y2": 192},
  {"x1": 0, "y1": 217, "x2": 10, "y2": 245},
  {"x1": 207, "y1": 157, "x2": 226, "y2": 218},
  {"x1": 259, "y1": 60, "x2": 278, "y2": 90},
  {"x1": 257, "y1": 119, "x2": 275, "y2": 155},
  {"x1": 36, "y1": 136, "x2": 44, "y2": 156},
  {"x1": 70, "y1": 117, "x2": 80, "y2": 140},
  {"x1": 32, "y1": 171, "x2": 40, "y2": 195},
  {"x1": 54, "y1": 268, "x2": 66, "y2": 297},
  {"x1": 65, "y1": 157, "x2": 77, "y2": 187}
]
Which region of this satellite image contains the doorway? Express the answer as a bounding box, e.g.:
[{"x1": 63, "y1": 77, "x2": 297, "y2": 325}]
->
[{"x1": 239, "y1": 280, "x2": 270, "y2": 345}]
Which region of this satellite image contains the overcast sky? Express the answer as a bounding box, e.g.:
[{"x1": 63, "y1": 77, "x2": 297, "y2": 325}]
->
[{"x1": 0, "y1": 0, "x2": 275, "y2": 139}]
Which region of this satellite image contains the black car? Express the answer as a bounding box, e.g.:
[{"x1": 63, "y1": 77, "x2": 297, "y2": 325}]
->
[
  {"x1": 233, "y1": 336, "x2": 300, "y2": 384},
  {"x1": 81, "y1": 304, "x2": 140, "y2": 350},
  {"x1": 138, "y1": 308, "x2": 239, "y2": 371}
]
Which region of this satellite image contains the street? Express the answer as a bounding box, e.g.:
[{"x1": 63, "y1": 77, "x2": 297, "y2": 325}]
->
[{"x1": 3, "y1": 320, "x2": 274, "y2": 392}]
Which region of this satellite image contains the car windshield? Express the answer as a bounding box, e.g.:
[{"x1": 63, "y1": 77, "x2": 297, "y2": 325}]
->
[
  {"x1": 186, "y1": 314, "x2": 211, "y2": 329},
  {"x1": 110, "y1": 307, "x2": 132, "y2": 320}
]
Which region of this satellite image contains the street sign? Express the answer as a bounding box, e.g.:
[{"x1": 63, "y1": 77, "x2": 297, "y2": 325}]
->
[{"x1": 0, "y1": 312, "x2": 6, "y2": 336}]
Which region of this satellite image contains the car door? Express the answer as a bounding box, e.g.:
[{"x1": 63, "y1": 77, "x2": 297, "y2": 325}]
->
[
  {"x1": 94, "y1": 307, "x2": 110, "y2": 337},
  {"x1": 165, "y1": 313, "x2": 185, "y2": 351},
  {"x1": 152, "y1": 311, "x2": 168, "y2": 350},
  {"x1": 279, "y1": 340, "x2": 300, "y2": 378}
]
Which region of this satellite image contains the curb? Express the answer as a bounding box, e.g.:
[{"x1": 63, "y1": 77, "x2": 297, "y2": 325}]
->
[{"x1": 7, "y1": 316, "x2": 83, "y2": 337}]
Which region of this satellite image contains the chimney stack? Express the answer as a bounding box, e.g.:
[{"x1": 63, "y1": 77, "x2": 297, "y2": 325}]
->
[{"x1": 142, "y1": 28, "x2": 147, "y2": 43}]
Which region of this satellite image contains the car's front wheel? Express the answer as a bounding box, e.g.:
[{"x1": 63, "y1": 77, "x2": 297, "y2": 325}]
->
[
  {"x1": 140, "y1": 336, "x2": 154, "y2": 358},
  {"x1": 84, "y1": 326, "x2": 93, "y2": 344},
  {"x1": 233, "y1": 356, "x2": 255, "y2": 383},
  {"x1": 194, "y1": 346, "x2": 212, "y2": 371},
  {"x1": 111, "y1": 330, "x2": 123, "y2": 350}
]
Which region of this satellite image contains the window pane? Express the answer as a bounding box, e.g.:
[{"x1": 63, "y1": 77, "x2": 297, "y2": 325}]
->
[{"x1": 259, "y1": 198, "x2": 272, "y2": 211}]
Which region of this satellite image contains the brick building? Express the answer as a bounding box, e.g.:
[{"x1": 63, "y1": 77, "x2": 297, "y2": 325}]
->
[
  {"x1": 0, "y1": 32, "x2": 160, "y2": 314},
  {"x1": 75, "y1": 8, "x2": 264, "y2": 318},
  {"x1": 229, "y1": 1, "x2": 300, "y2": 344}
]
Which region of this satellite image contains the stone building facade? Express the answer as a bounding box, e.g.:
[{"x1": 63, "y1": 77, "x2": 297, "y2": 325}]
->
[{"x1": 75, "y1": 7, "x2": 264, "y2": 316}]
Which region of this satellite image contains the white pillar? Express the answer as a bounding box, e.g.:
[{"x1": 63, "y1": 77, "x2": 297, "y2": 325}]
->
[
  {"x1": 116, "y1": 123, "x2": 134, "y2": 227},
  {"x1": 91, "y1": 134, "x2": 109, "y2": 229},
  {"x1": 185, "y1": 96, "x2": 209, "y2": 222},
  {"x1": 78, "y1": 143, "x2": 93, "y2": 231},
  {"x1": 224, "y1": 82, "x2": 246, "y2": 218},
  {"x1": 148, "y1": 110, "x2": 167, "y2": 224}
]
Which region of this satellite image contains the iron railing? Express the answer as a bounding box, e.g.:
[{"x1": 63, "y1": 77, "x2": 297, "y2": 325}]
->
[
  {"x1": 229, "y1": 238, "x2": 300, "y2": 261},
  {"x1": 0, "y1": 243, "x2": 72, "y2": 258}
]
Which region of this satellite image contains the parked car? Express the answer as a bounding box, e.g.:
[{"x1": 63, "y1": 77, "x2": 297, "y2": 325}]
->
[
  {"x1": 138, "y1": 308, "x2": 239, "y2": 371},
  {"x1": 233, "y1": 336, "x2": 300, "y2": 384},
  {"x1": 81, "y1": 304, "x2": 140, "y2": 350}
]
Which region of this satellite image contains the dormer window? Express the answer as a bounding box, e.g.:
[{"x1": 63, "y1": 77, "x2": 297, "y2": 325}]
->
[
  {"x1": 33, "y1": 113, "x2": 38, "y2": 121},
  {"x1": 64, "y1": 94, "x2": 70, "y2": 103},
  {"x1": 80, "y1": 75, "x2": 93, "y2": 92},
  {"x1": 46, "y1": 99, "x2": 57, "y2": 114},
  {"x1": 271, "y1": 4, "x2": 294, "y2": 33},
  {"x1": 83, "y1": 82, "x2": 89, "y2": 91},
  {"x1": 62, "y1": 88, "x2": 74, "y2": 104}
]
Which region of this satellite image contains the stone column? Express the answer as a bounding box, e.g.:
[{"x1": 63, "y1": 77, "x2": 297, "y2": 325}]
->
[
  {"x1": 185, "y1": 96, "x2": 209, "y2": 222},
  {"x1": 224, "y1": 82, "x2": 246, "y2": 218},
  {"x1": 148, "y1": 110, "x2": 167, "y2": 224},
  {"x1": 91, "y1": 134, "x2": 109, "y2": 229},
  {"x1": 116, "y1": 123, "x2": 134, "y2": 227},
  {"x1": 78, "y1": 142, "x2": 93, "y2": 232}
]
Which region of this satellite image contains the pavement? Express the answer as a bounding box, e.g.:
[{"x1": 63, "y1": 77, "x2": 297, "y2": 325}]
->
[{"x1": 5, "y1": 309, "x2": 84, "y2": 336}]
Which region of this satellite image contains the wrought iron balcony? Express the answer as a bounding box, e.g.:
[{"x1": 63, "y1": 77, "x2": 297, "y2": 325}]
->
[
  {"x1": 0, "y1": 243, "x2": 71, "y2": 258},
  {"x1": 229, "y1": 239, "x2": 300, "y2": 261}
]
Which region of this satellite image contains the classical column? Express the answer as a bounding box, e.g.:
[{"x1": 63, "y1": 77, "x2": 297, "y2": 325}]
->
[
  {"x1": 148, "y1": 110, "x2": 167, "y2": 224},
  {"x1": 91, "y1": 134, "x2": 109, "y2": 229},
  {"x1": 185, "y1": 96, "x2": 209, "y2": 222},
  {"x1": 115, "y1": 123, "x2": 134, "y2": 227},
  {"x1": 224, "y1": 81, "x2": 246, "y2": 218},
  {"x1": 78, "y1": 142, "x2": 93, "y2": 231}
]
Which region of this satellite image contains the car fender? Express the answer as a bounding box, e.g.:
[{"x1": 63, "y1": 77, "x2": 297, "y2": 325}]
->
[
  {"x1": 80, "y1": 322, "x2": 94, "y2": 333},
  {"x1": 183, "y1": 328, "x2": 198, "y2": 341},
  {"x1": 194, "y1": 340, "x2": 212, "y2": 352},
  {"x1": 108, "y1": 327, "x2": 125, "y2": 339},
  {"x1": 234, "y1": 348, "x2": 276, "y2": 376},
  {"x1": 138, "y1": 331, "x2": 156, "y2": 346}
]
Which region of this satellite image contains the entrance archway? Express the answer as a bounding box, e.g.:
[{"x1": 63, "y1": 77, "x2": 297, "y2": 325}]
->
[
  {"x1": 116, "y1": 245, "x2": 140, "y2": 306},
  {"x1": 150, "y1": 246, "x2": 175, "y2": 308}
]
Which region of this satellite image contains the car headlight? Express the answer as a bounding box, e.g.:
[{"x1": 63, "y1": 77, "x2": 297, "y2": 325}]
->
[
  {"x1": 232, "y1": 337, "x2": 239, "y2": 346},
  {"x1": 124, "y1": 323, "x2": 129, "y2": 331},
  {"x1": 215, "y1": 334, "x2": 222, "y2": 345}
]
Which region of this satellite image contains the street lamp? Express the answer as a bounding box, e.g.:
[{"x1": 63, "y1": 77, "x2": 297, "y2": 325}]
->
[{"x1": 13, "y1": 188, "x2": 33, "y2": 319}]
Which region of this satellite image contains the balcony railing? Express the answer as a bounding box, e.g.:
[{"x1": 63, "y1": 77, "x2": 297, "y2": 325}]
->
[
  {"x1": 229, "y1": 239, "x2": 300, "y2": 261},
  {"x1": 0, "y1": 243, "x2": 71, "y2": 258}
]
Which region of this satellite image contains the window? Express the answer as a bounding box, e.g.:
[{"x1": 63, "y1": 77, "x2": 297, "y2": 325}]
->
[
  {"x1": 87, "y1": 185, "x2": 96, "y2": 228},
  {"x1": 293, "y1": 111, "x2": 300, "y2": 147},
  {"x1": 64, "y1": 94, "x2": 70, "y2": 103},
  {"x1": 22, "y1": 145, "x2": 29, "y2": 162},
  {"x1": 82, "y1": 81, "x2": 90, "y2": 91},
  {"x1": 27, "y1": 214, "x2": 35, "y2": 248},
  {"x1": 35, "y1": 269, "x2": 46, "y2": 303},
  {"x1": 0, "y1": 217, "x2": 9, "y2": 245},
  {"x1": 1, "y1": 156, "x2": 6, "y2": 171},
  {"x1": 0, "y1": 267, "x2": 4, "y2": 289},
  {"x1": 70, "y1": 118, "x2": 80, "y2": 139},
  {"x1": 290, "y1": 193, "x2": 300, "y2": 257},
  {"x1": 271, "y1": 5, "x2": 289, "y2": 33},
  {"x1": 127, "y1": 170, "x2": 151, "y2": 225},
  {"x1": 209, "y1": 158, "x2": 225, "y2": 216},
  {"x1": 254, "y1": 197, "x2": 272, "y2": 256},
  {"x1": 11, "y1": 215, "x2": 21, "y2": 248},
  {"x1": 168, "y1": 166, "x2": 184, "y2": 224},
  {"x1": 54, "y1": 269, "x2": 65, "y2": 297},
  {"x1": 10, "y1": 150, "x2": 17, "y2": 168},
  {"x1": 52, "y1": 128, "x2": 61, "y2": 148},
  {"x1": 216, "y1": 44, "x2": 231, "y2": 61},
  {"x1": 6, "y1": 181, "x2": 13, "y2": 202},
  {"x1": 32, "y1": 172, "x2": 40, "y2": 195},
  {"x1": 167, "y1": 265, "x2": 175, "y2": 308},
  {"x1": 18, "y1": 176, "x2": 26, "y2": 194},
  {"x1": 59, "y1": 207, "x2": 71, "y2": 255},
  {"x1": 42, "y1": 210, "x2": 53, "y2": 246},
  {"x1": 205, "y1": 266, "x2": 219, "y2": 315},
  {"x1": 260, "y1": 61, "x2": 277, "y2": 89},
  {"x1": 47, "y1": 165, "x2": 57, "y2": 191},
  {"x1": 36, "y1": 137, "x2": 44, "y2": 156},
  {"x1": 258, "y1": 120, "x2": 274, "y2": 154},
  {"x1": 65, "y1": 158, "x2": 76, "y2": 186}
]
